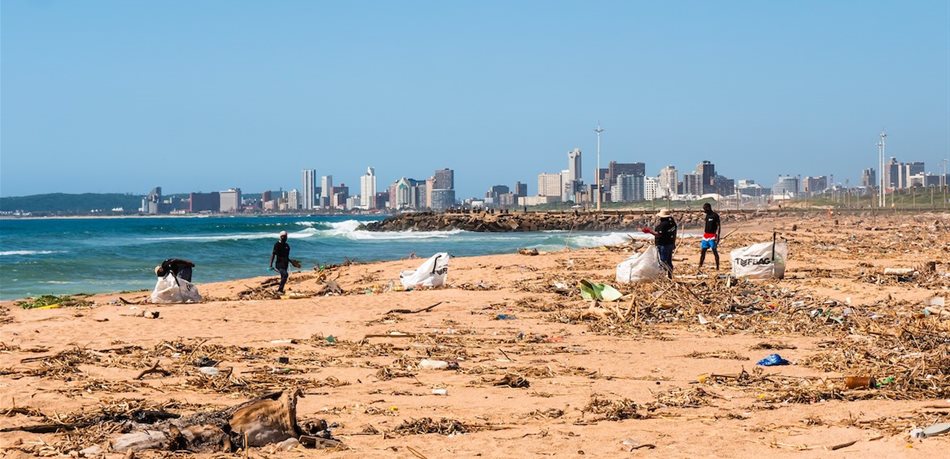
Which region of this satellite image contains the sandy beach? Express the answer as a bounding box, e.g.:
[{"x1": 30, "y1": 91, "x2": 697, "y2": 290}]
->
[{"x1": 2, "y1": 211, "x2": 948, "y2": 458}]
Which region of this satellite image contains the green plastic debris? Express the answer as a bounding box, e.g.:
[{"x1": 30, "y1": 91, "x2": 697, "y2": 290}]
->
[
  {"x1": 875, "y1": 376, "x2": 895, "y2": 388},
  {"x1": 578, "y1": 280, "x2": 623, "y2": 302}
]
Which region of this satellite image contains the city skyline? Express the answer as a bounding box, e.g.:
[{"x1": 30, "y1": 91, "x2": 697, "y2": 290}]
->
[{"x1": 2, "y1": 1, "x2": 948, "y2": 197}]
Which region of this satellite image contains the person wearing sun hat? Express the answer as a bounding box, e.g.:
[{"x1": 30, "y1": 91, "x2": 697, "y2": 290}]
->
[{"x1": 641, "y1": 209, "x2": 678, "y2": 278}]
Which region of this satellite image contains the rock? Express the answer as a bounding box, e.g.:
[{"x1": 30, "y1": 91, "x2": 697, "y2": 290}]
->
[
  {"x1": 112, "y1": 430, "x2": 168, "y2": 452},
  {"x1": 275, "y1": 438, "x2": 301, "y2": 451},
  {"x1": 79, "y1": 445, "x2": 103, "y2": 457}
]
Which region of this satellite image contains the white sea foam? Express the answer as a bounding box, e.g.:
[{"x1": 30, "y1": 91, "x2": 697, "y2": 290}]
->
[
  {"x1": 0, "y1": 250, "x2": 60, "y2": 256},
  {"x1": 319, "y1": 220, "x2": 465, "y2": 240},
  {"x1": 143, "y1": 227, "x2": 319, "y2": 242}
]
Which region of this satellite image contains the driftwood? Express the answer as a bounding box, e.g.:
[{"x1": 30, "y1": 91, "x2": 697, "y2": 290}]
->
[
  {"x1": 385, "y1": 302, "x2": 443, "y2": 315},
  {"x1": 135, "y1": 361, "x2": 171, "y2": 380}
]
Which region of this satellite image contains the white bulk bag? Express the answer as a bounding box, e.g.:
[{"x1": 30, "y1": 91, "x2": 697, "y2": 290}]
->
[
  {"x1": 730, "y1": 241, "x2": 788, "y2": 279},
  {"x1": 150, "y1": 273, "x2": 202, "y2": 303},
  {"x1": 400, "y1": 252, "x2": 450, "y2": 288},
  {"x1": 616, "y1": 246, "x2": 667, "y2": 283}
]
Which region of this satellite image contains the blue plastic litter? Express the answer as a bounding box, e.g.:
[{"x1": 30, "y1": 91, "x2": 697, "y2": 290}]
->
[
  {"x1": 496, "y1": 314, "x2": 517, "y2": 320},
  {"x1": 756, "y1": 353, "x2": 789, "y2": 366}
]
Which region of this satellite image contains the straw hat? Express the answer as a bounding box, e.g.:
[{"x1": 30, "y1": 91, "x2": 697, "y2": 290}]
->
[{"x1": 657, "y1": 209, "x2": 672, "y2": 218}]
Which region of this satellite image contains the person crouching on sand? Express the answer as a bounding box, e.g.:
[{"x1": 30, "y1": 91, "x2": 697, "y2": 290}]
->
[
  {"x1": 155, "y1": 258, "x2": 195, "y2": 282},
  {"x1": 269, "y1": 230, "x2": 291, "y2": 294}
]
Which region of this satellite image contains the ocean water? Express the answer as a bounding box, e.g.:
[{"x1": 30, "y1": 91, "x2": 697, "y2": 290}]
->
[{"x1": 0, "y1": 215, "x2": 665, "y2": 300}]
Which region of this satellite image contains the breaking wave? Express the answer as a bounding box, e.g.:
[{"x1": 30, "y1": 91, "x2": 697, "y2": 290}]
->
[{"x1": 0, "y1": 250, "x2": 61, "y2": 256}]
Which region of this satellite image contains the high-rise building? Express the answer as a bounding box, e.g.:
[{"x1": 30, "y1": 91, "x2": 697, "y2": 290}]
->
[
  {"x1": 538, "y1": 173, "x2": 562, "y2": 197},
  {"x1": 900, "y1": 162, "x2": 925, "y2": 189},
  {"x1": 486, "y1": 185, "x2": 510, "y2": 199},
  {"x1": 644, "y1": 177, "x2": 659, "y2": 201},
  {"x1": 433, "y1": 168, "x2": 454, "y2": 190},
  {"x1": 287, "y1": 189, "x2": 300, "y2": 210},
  {"x1": 142, "y1": 187, "x2": 162, "y2": 214},
  {"x1": 320, "y1": 175, "x2": 333, "y2": 207},
  {"x1": 683, "y1": 173, "x2": 704, "y2": 196},
  {"x1": 430, "y1": 189, "x2": 456, "y2": 211},
  {"x1": 360, "y1": 167, "x2": 377, "y2": 209},
  {"x1": 861, "y1": 168, "x2": 876, "y2": 188},
  {"x1": 610, "y1": 174, "x2": 644, "y2": 202},
  {"x1": 514, "y1": 181, "x2": 528, "y2": 197},
  {"x1": 390, "y1": 178, "x2": 427, "y2": 210},
  {"x1": 658, "y1": 166, "x2": 678, "y2": 198},
  {"x1": 606, "y1": 161, "x2": 645, "y2": 188},
  {"x1": 189, "y1": 192, "x2": 219, "y2": 213},
  {"x1": 697, "y1": 161, "x2": 716, "y2": 194},
  {"x1": 885, "y1": 157, "x2": 900, "y2": 189},
  {"x1": 219, "y1": 188, "x2": 242, "y2": 213},
  {"x1": 568, "y1": 148, "x2": 582, "y2": 182},
  {"x1": 803, "y1": 176, "x2": 828, "y2": 194},
  {"x1": 302, "y1": 169, "x2": 317, "y2": 210},
  {"x1": 772, "y1": 176, "x2": 799, "y2": 197},
  {"x1": 714, "y1": 176, "x2": 736, "y2": 196},
  {"x1": 332, "y1": 184, "x2": 349, "y2": 209}
]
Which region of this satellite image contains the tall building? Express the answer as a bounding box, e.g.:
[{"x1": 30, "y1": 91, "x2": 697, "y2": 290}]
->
[
  {"x1": 189, "y1": 192, "x2": 219, "y2": 213},
  {"x1": 360, "y1": 167, "x2": 377, "y2": 209},
  {"x1": 390, "y1": 178, "x2": 427, "y2": 210},
  {"x1": 142, "y1": 187, "x2": 162, "y2": 214},
  {"x1": 885, "y1": 157, "x2": 900, "y2": 189},
  {"x1": 219, "y1": 188, "x2": 242, "y2": 213},
  {"x1": 433, "y1": 168, "x2": 454, "y2": 190},
  {"x1": 697, "y1": 161, "x2": 716, "y2": 194},
  {"x1": 287, "y1": 189, "x2": 300, "y2": 210},
  {"x1": 486, "y1": 185, "x2": 510, "y2": 199},
  {"x1": 320, "y1": 175, "x2": 333, "y2": 207},
  {"x1": 537, "y1": 173, "x2": 562, "y2": 197},
  {"x1": 514, "y1": 181, "x2": 528, "y2": 197},
  {"x1": 302, "y1": 169, "x2": 316, "y2": 210},
  {"x1": 803, "y1": 176, "x2": 828, "y2": 194},
  {"x1": 644, "y1": 177, "x2": 659, "y2": 201},
  {"x1": 567, "y1": 148, "x2": 582, "y2": 182},
  {"x1": 900, "y1": 161, "x2": 925, "y2": 189},
  {"x1": 658, "y1": 165, "x2": 678, "y2": 198},
  {"x1": 714, "y1": 176, "x2": 736, "y2": 196},
  {"x1": 611, "y1": 174, "x2": 644, "y2": 202},
  {"x1": 772, "y1": 176, "x2": 799, "y2": 197},
  {"x1": 430, "y1": 189, "x2": 456, "y2": 211},
  {"x1": 332, "y1": 184, "x2": 349, "y2": 209},
  {"x1": 606, "y1": 161, "x2": 645, "y2": 188},
  {"x1": 682, "y1": 173, "x2": 704, "y2": 196},
  {"x1": 861, "y1": 168, "x2": 876, "y2": 188}
]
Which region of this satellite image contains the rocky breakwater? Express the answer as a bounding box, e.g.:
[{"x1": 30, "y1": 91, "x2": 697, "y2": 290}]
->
[{"x1": 360, "y1": 211, "x2": 751, "y2": 232}]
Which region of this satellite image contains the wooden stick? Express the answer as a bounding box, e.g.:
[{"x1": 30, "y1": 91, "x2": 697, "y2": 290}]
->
[
  {"x1": 407, "y1": 446, "x2": 429, "y2": 459},
  {"x1": 827, "y1": 440, "x2": 858, "y2": 451},
  {"x1": 385, "y1": 302, "x2": 444, "y2": 315},
  {"x1": 134, "y1": 361, "x2": 171, "y2": 380}
]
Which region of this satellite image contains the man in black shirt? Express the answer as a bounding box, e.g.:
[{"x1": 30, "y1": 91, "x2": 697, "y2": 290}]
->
[
  {"x1": 699, "y1": 203, "x2": 722, "y2": 270},
  {"x1": 155, "y1": 258, "x2": 195, "y2": 282},
  {"x1": 642, "y1": 209, "x2": 677, "y2": 278},
  {"x1": 269, "y1": 230, "x2": 291, "y2": 294}
]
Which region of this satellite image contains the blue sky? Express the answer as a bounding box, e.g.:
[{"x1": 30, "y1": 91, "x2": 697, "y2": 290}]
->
[{"x1": 2, "y1": 0, "x2": 948, "y2": 198}]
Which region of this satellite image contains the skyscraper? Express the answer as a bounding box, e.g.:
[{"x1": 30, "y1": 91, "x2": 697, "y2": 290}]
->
[
  {"x1": 321, "y1": 175, "x2": 333, "y2": 207},
  {"x1": 606, "y1": 161, "x2": 645, "y2": 188},
  {"x1": 219, "y1": 188, "x2": 242, "y2": 213},
  {"x1": 360, "y1": 167, "x2": 377, "y2": 209},
  {"x1": 433, "y1": 168, "x2": 454, "y2": 190},
  {"x1": 568, "y1": 148, "x2": 582, "y2": 182},
  {"x1": 537, "y1": 173, "x2": 562, "y2": 197},
  {"x1": 697, "y1": 161, "x2": 716, "y2": 194},
  {"x1": 514, "y1": 181, "x2": 528, "y2": 197},
  {"x1": 658, "y1": 165, "x2": 678, "y2": 198},
  {"x1": 861, "y1": 168, "x2": 876, "y2": 188},
  {"x1": 302, "y1": 169, "x2": 316, "y2": 210}
]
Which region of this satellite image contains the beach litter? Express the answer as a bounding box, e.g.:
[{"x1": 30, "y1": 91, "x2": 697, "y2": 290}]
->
[
  {"x1": 615, "y1": 246, "x2": 666, "y2": 283},
  {"x1": 756, "y1": 354, "x2": 789, "y2": 366},
  {"x1": 150, "y1": 273, "x2": 202, "y2": 304},
  {"x1": 400, "y1": 252, "x2": 449, "y2": 289},
  {"x1": 730, "y1": 236, "x2": 787, "y2": 280},
  {"x1": 578, "y1": 280, "x2": 623, "y2": 302}
]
